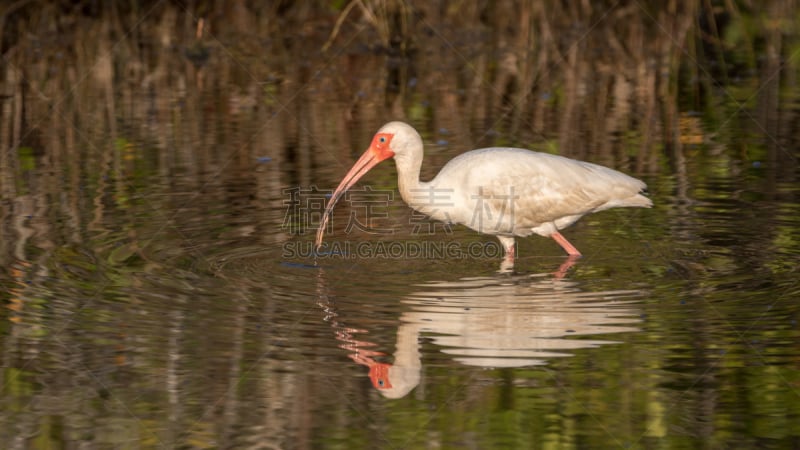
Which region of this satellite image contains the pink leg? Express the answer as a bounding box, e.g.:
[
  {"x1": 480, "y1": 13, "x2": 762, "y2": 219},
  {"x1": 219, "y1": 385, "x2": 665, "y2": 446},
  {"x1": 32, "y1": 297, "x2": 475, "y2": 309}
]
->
[{"x1": 551, "y1": 231, "x2": 582, "y2": 257}]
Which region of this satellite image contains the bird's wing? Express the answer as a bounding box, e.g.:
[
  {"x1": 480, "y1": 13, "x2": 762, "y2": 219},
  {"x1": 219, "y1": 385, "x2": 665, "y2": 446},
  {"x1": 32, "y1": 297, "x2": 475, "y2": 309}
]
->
[{"x1": 435, "y1": 148, "x2": 647, "y2": 235}]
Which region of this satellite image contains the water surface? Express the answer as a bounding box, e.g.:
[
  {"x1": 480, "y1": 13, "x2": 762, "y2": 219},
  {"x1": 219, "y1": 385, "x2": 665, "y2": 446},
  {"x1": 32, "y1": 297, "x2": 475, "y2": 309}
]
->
[{"x1": 1, "y1": 2, "x2": 799, "y2": 449}]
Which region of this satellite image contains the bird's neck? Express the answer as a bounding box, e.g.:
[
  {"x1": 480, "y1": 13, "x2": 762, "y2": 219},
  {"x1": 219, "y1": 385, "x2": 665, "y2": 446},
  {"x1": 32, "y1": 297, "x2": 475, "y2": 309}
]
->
[
  {"x1": 394, "y1": 146, "x2": 454, "y2": 226},
  {"x1": 395, "y1": 153, "x2": 427, "y2": 210}
]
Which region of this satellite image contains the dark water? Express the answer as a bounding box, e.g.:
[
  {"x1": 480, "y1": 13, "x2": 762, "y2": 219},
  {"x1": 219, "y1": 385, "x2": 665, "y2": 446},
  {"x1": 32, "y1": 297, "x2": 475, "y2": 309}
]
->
[{"x1": 2, "y1": 2, "x2": 800, "y2": 449}]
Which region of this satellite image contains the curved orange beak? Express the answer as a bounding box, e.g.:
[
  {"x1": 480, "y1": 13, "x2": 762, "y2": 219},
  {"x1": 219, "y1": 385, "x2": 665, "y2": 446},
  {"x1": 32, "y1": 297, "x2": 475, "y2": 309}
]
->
[{"x1": 315, "y1": 133, "x2": 394, "y2": 249}]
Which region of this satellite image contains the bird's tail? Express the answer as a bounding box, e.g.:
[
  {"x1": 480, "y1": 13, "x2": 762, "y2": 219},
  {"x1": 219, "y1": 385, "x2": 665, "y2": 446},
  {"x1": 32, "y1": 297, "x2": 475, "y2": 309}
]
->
[{"x1": 625, "y1": 193, "x2": 653, "y2": 208}]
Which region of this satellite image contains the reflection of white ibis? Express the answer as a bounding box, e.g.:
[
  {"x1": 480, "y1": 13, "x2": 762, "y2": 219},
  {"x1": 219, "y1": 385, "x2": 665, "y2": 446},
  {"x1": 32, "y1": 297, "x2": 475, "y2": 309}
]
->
[
  {"x1": 345, "y1": 275, "x2": 643, "y2": 399},
  {"x1": 316, "y1": 122, "x2": 651, "y2": 263}
]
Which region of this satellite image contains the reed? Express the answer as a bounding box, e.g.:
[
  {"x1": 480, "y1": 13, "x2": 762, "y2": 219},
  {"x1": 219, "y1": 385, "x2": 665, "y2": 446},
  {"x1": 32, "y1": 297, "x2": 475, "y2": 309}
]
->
[{"x1": 0, "y1": 0, "x2": 797, "y2": 181}]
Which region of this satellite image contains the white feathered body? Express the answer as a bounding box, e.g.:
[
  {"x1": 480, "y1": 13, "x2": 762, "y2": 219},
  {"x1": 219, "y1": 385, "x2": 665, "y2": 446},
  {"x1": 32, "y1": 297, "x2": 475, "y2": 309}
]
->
[{"x1": 402, "y1": 148, "x2": 652, "y2": 238}]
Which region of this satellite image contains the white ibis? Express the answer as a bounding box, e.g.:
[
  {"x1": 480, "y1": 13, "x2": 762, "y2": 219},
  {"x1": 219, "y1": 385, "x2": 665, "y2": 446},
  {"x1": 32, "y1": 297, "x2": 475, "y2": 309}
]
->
[{"x1": 315, "y1": 121, "x2": 651, "y2": 264}]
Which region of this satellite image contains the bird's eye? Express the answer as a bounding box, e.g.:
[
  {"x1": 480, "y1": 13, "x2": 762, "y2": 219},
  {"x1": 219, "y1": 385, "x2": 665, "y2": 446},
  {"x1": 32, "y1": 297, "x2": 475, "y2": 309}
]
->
[
  {"x1": 378, "y1": 379, "x2": 384, "y2": 386},
  {"x1": 379, "y1": 136, "x2": 386, "y2": 143}
]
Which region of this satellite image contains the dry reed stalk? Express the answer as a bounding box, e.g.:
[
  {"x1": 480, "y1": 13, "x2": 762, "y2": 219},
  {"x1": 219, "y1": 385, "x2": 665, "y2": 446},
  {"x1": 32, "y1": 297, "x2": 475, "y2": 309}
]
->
[{"x1": 323, "y1": 0, "x2": 392, "y2": 52}]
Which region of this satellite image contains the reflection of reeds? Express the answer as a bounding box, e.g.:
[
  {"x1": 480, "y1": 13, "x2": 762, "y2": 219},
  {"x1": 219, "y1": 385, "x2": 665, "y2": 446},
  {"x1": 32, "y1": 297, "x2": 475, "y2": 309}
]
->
[
  {"x1": 0, "y1": 1, "x2": 797, "y2": 250},
  {"x1": 323, "y1": 0, "x2": 410, "y2": 53},
  {"x1": 2, "y1": 0, "x2": 797, "y2": 270},
  {"x1": 1, "y1": 2, "x2": 796, "y2": 159},
  {"x1": 0, "y1": 1, "x2": 795, "y2": 273}
]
